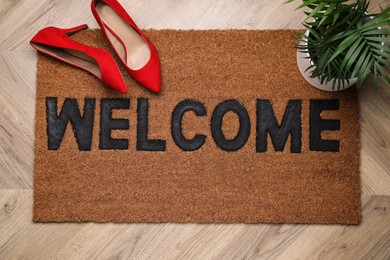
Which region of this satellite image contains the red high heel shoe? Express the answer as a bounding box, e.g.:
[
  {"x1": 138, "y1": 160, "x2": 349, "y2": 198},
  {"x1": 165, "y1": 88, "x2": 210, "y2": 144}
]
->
[
  {"x1": 30, "y1": 24, "x2": 127, "y2": 94},
  {"x1": 91, "y1": 0, "x2": 161, "y2": 93}
]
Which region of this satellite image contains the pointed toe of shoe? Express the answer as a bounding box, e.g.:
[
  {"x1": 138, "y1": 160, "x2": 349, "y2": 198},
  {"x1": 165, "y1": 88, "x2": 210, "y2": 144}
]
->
[
  {"x1": 114, "y1": 82, "x2": 128, "y2": 94},
  {"x1": 141, "y1": 74, "x2": 161, "y2": 93},
  {"x1": 101, "y1": 66, "x2": 128, "y2": 94},
  {"x1": 129, "y1": 64, "x2": 161, "y2": 93},
  {"x1": 145, "y1": 78, "x2": 161, "y2": 93},
  {"x1": 105, "y1": 75, "x2": 127, "y2": 94}
]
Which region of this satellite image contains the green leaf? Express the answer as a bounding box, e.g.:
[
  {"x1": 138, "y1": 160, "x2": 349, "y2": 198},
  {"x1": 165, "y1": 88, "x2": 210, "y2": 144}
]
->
[
  {"x1": 373, "y1": 55, "x2": 390, "y2": 66},
  {"x1": 376, "y1": 63, "x2": 390, "y2": 84},
  {"x1": 332, "y1": 12, "x2": 340, "y2": 25},
  {"x1": 356, "y1": 57, "x2": 372, "y2": 88},
  {"x1": 371, "y1": 48, "x2": 390, "y2": 58},
  {"x1": 326, "y1": 30, "x2": 355, "y2": 42},
  {"x1": 351, "y1": 47, "x2": 369, "y2": 79},
  {"x1": 297, "y1": 0, "x2": 319, "y2": 10},
  {"x1": 303, "y1": 24, "x2": 322, "y2": 41},
  {"x1": 366, "y1": 36, "x2": 390, "y2": 43},
  {"x1": 367, "y1": 42, "x2": 390, "y2": 53},
  {"x1": 358, "y1": 52, "x2": 373, "y2": 78},
  {"x1": 373, "y1": 63, "x2": 379, "y2": 90},
  {"x1": 340, "y1": 38, "x2": 364, "y2": 74},
  {"x1": 328, "y1": 32, "x2": 359, "y2": 62},
  {"x1": 360, "y1": 17, "x2": 390, "y2": 28},
  {"x1": 362, "y1": 29, "x2": 390, "y2": 35},
  {"x1": 328, "y1": 8, "x2": 362, "y2": 32},
  {"x1": 318, "y1": 3, "x2": 337, "y2": 26},
  {"x1": 306, "y1": 2, "x2": 327, "y2": 20}
]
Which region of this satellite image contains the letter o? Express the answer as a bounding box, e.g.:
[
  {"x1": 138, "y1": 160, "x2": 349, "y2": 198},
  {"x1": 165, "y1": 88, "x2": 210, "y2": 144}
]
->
[{"x1": 211, "y1": 99, "x2": 250, "y2": 151}]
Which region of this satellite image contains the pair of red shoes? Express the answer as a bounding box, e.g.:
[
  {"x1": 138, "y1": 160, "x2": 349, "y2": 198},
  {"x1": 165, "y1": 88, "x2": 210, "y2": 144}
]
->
[{"x1": 30, "y1": 0, "x2": 161, "y2": 94}]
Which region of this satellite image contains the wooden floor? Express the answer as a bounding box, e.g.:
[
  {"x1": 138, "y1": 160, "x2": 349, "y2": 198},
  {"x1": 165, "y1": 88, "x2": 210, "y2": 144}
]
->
[{"x1": 1, "y1": 0, "x2": 390, "y2": 259}]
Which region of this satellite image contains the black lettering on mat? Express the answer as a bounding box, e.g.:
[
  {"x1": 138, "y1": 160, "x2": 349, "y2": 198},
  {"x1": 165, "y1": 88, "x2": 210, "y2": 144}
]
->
[
  {"x1": 46, "y1": 97, "x2": 95, "y2": 151},
  {"x1": 256, "y1": 99, "x2": 302, "y2": 153},
  {"x1": 171, "y1": 99, "x2": 207, "y2": 151},
  {"x1": 99, "y1": 98, "x2": 130, "y2": 150},
  {"x1": 137, "y1": 98, "x2": 166, "y2": 151},
  {"x1": 310, "y1": 99, "x2": 340, "y2": 152},
  {"x1": 211, "y1": 99, "x2": 250, "y2": 151}
]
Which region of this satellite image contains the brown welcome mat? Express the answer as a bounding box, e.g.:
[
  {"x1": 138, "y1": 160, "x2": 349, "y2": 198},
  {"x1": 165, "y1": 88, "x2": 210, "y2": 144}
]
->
[{"x1": 34, "y1": 29, "x2": 360, "y2": 224}]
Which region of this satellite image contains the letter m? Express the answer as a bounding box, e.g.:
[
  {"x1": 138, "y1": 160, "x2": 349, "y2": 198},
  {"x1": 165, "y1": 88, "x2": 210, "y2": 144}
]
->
[{"x1": 256, "y1": 99, "x2": 302, "y2": 153}]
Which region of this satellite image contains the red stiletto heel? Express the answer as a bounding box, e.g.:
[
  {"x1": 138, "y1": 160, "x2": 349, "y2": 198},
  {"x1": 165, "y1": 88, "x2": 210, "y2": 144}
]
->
[
  {"x1": 30, "y1": 24, "x2": 128, "y2": 94},
  {"x1": 91, "y1": 0, "x2": 161, "y2": 93}
]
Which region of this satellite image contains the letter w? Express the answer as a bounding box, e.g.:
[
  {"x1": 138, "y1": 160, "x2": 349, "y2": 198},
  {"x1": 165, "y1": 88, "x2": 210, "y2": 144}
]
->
[{"x1": 46, "y1": 97, "x2": 95, "y2": 150}]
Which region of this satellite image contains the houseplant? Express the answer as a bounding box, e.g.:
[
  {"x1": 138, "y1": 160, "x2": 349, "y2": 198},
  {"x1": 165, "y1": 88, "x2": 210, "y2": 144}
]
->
[{"x1": 288, "y1": 0, "x2": 390, "y2": 91}]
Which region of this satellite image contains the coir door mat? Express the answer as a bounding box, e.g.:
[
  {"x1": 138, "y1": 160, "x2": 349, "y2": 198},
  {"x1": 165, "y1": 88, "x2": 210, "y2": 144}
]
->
[{"x1": 34, "y1": 29, "x2": 360, "y2": 224}]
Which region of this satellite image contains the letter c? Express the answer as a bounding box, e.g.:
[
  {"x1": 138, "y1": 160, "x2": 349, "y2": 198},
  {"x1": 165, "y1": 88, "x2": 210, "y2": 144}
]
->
[{"x1": 171, "y1": 99, "x2": 207, "y2": 151}]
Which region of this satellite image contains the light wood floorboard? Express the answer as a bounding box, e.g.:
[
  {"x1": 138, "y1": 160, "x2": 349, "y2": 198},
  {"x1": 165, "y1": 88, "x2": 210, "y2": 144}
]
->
[
  {"x1": 1, "y1": 191, "x2": 389, "y2": 259},
  {"x1": 0, "y1": 0, "x2": 389, "y2": 259}
]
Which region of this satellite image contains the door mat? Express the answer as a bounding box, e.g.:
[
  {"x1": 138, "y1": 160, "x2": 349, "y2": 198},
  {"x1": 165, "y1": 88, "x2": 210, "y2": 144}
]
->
[{"x1": 33, "y1": 29, "x2": 360, "y2": 224}]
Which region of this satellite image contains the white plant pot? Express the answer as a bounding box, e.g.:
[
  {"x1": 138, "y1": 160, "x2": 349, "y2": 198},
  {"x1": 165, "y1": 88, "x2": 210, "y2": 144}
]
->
[{"x1": 296, "y1": 30, "x2": 358, "y2": 91}]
